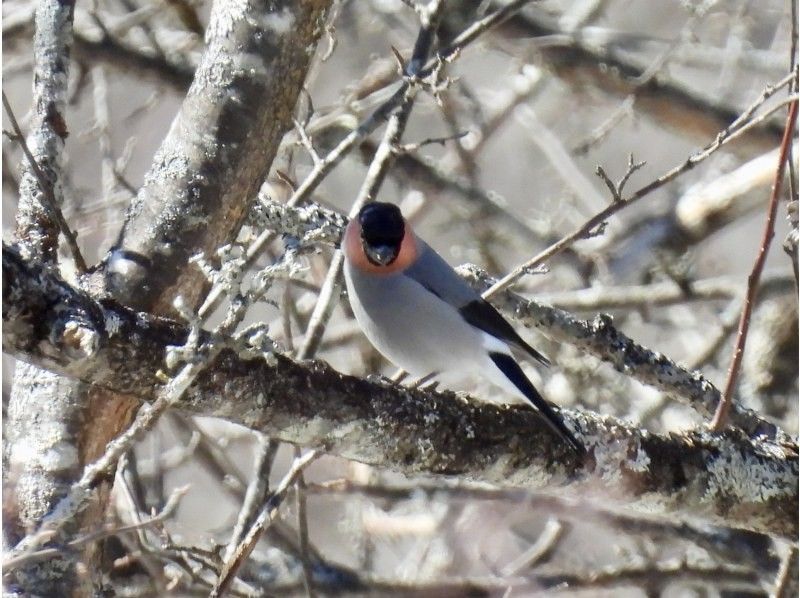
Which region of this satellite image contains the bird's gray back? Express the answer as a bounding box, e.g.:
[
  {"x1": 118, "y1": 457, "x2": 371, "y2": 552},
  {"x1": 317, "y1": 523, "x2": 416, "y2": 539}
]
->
[{"x1": 402, "y1": 238, "x2": 480, "y2": 308}]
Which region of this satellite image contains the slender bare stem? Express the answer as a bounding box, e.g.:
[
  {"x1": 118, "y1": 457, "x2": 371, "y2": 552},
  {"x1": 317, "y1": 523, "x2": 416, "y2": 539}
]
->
[
  {"x1": 3, "y1": 92, "x2": 88, "y2": 272},
  {"x1": 710, "y1": 99, "x2": 798, "y2": 431}
]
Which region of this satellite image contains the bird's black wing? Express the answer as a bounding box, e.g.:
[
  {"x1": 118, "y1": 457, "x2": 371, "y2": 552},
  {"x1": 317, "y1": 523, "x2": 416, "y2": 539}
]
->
[
  {"x1": 403, "y1": 239, "x2": 550, "y2": 367},
  {"x1": 460, "y1": 299, "x2": 550, "y2": 367}
]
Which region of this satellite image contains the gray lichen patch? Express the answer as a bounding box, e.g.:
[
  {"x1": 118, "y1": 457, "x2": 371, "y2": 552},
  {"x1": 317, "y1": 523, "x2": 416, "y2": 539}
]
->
[{"x1": 4, "y1": 245, "x2": 798, "y2": 538}]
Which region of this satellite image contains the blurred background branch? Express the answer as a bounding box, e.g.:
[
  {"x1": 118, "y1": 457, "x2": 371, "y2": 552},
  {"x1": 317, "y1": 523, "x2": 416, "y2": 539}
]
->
[{"x1": 3, "y1": 0, "x2": 797, "y2": 594}]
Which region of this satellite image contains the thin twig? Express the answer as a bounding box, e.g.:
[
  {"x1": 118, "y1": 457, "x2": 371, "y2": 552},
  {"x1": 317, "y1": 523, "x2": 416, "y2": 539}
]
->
[
  {"x1": 294, "y1": 446, "x2": 315, "y2": 598},
  {"x1": 431, "y1": 0, "x2": 535, "y2": 68},
  {"x1": 3, "y1": 92, "x2": 88, "y2": 272},
  {"x1": 500, "y1": 518, "x2": 564, "y2": 576},
  {"x1": 787, "y1": 0, "x2": 798, "y2": 202},
  {"x1": 223, "y1": 435, "x2": 279, "y2": 560},
  {"x1": 534, "y1": 271, "x2": 791, "y2": 311},
  {"x1": 210, "y1": 451, "x2": 319, "y2": 597},
  {"x1": 772, "y1": 546, "x2": 798, "y2": 598},
  {"x1": 710, "y1": 99, "x2": 798, "y2": 432},
  {"x1": 573, "y1": 12, "x2": 704, "y2": 156},
  {"x1": 483, "y1": 82, "x2": 799, "y2": 299},
  {"x1": 4, "y1": 485, "x2": 189, "y2": 571},
  {"x1": 396, "y1": 130, "x2": 468, "y2": 153},
  {"x1": 594, "y1": 153, "x2": 647, "y2": 203}
]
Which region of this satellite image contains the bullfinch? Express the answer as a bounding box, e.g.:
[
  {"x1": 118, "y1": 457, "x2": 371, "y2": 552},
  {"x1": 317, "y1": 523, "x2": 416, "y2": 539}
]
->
[{"x1": 342, "y1": 202, "x2": 584, "y2": 454}]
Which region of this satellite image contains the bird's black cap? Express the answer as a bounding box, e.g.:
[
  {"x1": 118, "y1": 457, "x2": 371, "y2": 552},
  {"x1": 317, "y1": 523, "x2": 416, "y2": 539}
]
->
[{"x1": 358, "y1": 202, "x2": 405, "y2": 247}]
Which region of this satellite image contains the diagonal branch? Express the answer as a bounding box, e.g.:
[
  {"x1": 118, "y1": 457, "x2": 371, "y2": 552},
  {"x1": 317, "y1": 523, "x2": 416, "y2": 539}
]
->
[
  {"x1": 251, "y1": 198, "x2": 780, "y2": 438},
  {"x1": 3, "y1": 93, "x2": 87, "y2": 272},
  {"x1": 11, "y1": 0, "x2": 80, "y2": 268},
  {"x1": 98, "y1": 0, "x2": 333, "y2": 314},
  {"x1": 3, "y1": 244, "x2": 797, "y2": 539}
]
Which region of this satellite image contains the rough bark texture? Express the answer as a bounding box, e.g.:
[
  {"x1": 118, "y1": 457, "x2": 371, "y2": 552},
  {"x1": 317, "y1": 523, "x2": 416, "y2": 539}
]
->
[
  {"x1": 3, "y1": 0, "x2": 90, "y2": 594},
  {"x1": 13, "y1": 0, "x2": 74, "y2": 263},
  {"x1": 100, "y1": 0, "x2": 332, "y2": 314},
  {"x1": 4, "y1": 245, "x2": 797, "y2": 539},
  {"x1": 254, "y1": 199, "x2": 782, "y2": 439},
  {"x1": 4, "y1": 0, "x2": 332, "y2": 594}
]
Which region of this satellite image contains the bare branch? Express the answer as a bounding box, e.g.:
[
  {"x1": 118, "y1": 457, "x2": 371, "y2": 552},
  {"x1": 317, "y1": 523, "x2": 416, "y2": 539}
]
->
[
  {"x1": 10, "y1": 0, "x2": 81, "y2": 269},
  {"x1": 210, "y1": 451, "x2": 319, "y2": 597},
  {"x1": 533, "y1": 271, "x2": 792, "y2": 311},
  {"x1": 4, "y1": 0, "x2": 90, "y2": 591},
  {"x1": 3, "y1": 93, "x2": 87, "y2": 272},
  {"x1": 98, "y1": 0, "x2": 333, "y2": 314},
  {"x1": 594, "y1": 154, "x2": 646, "y2": 204},
  {"x1": 3, "y1": 245, "x2": 797, "y2": 538},
  {"x1": 222, "y1": 436, "x2": 279, "y2": 561},
  {"x1": 4, "y1": 485, "x2": 189, "y2": 571},
  {"x1": 483, "y1": 82, "x2": 799, "y2": 298},
  {"x1": 772, "y1": 546, "x2": 799, "y2": 598},
  {"x1": 711, "y1": 100, "x2": 799, "y2": 431}
]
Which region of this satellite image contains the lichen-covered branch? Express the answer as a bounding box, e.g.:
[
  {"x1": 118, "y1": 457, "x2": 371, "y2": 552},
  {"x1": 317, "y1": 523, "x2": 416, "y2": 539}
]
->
[
  {"x1": 3, "y1": 0, "x2": 91, "y2": 593},
  {"x1": 458, "y1": 265, "x2": 780, "y2": 439},
  {"x1": 249, "y1": 198, "x2": 781, "y2": 438},
  {"x1": 4, "y1": 244, "x2": 797, "y2": 538},
  {"x1": 99, "y1": 0, "x2": 332, "y2": 314},
  {"x1": 13, "y1": 0, "x2": 76, "y2": 264}
]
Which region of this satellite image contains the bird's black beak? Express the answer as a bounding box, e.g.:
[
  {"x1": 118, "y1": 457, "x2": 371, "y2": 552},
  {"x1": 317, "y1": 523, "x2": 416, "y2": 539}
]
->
[{"x1": 364, "y1": 243, "x2": 397, "y2": 266}]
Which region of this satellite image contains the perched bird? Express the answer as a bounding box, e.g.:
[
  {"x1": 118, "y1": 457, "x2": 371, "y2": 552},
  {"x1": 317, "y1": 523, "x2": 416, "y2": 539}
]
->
[{"x1": 342, "y1": 202, "x2": 584, "y2": 454}]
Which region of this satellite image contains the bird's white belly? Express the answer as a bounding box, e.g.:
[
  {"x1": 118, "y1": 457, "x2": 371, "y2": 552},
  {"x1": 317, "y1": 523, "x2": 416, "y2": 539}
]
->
[{"x1": 344, "y1": 262, "x2": 493, "y2": 378}]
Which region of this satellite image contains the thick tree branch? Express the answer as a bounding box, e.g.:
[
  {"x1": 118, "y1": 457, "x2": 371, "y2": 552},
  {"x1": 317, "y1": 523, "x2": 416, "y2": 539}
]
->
[
  {"x1": 4, "y1": 0, "x2": 92, "y2": 593},
  {"x1": 3, "y1": 245, "x2": 797, "y2": 539},
  {"x1": 253, "y1": 198, "x2": 781, "y2": 438},
  {"x1": 99, "y1": 0, "x2": 332, "y2": 314}
]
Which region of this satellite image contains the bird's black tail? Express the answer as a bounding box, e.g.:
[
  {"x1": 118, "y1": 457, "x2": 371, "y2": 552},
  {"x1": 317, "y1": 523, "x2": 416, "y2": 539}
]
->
[{"x1": 489, "y1": 352, "x2": 586, "y2": 456}]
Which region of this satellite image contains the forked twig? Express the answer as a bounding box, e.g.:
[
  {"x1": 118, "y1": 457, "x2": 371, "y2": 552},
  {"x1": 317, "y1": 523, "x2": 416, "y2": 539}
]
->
[
  {"x1": 595, "y1": 154, "x2": 647, "y2": 203},
  {"x1": 210, "y1": 450, "x2": 319, "y2": 597}
]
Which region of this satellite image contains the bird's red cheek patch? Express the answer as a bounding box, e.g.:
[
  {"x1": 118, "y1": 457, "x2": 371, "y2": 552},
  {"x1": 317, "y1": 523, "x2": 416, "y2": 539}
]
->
[{"x1": 343, "y1": 220, "x2": 418, "y2": 275}]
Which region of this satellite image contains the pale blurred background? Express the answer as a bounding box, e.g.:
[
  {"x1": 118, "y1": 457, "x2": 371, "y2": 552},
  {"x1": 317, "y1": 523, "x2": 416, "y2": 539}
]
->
[{"x1": 3, "y1": 0, "x2": 797, "y2": 595}]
